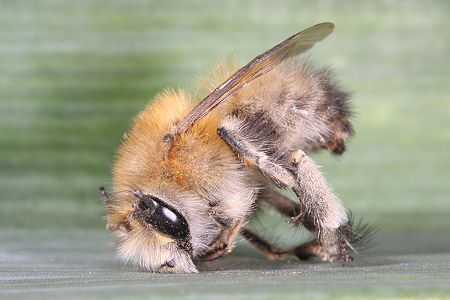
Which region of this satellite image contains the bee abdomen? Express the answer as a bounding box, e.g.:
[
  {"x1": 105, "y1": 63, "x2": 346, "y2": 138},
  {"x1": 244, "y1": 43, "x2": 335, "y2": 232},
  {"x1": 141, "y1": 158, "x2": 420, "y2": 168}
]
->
[
  {"x1": 278, "y1": 63, "x2": 354, "y2": 156},
  {"x1": 314, "y1": 69, "x2": 354, "y2": 155},
  {"x1": 226, "y1": 61, "x2": 354, "y2": 158}
]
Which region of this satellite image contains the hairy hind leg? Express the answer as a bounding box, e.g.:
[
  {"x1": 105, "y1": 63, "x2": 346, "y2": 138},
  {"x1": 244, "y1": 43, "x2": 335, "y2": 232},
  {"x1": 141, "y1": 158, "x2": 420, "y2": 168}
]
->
[
  {"x1": 199, "y1": 220, "x2": 242, "y2": 261},
  {"x1": 254, "y1": 147, "x2": 353, "y2": 262},
  {"x1": 287, "y1": 150, "x2": 352, "y2": 261},
  {"x1": 217, "y1": 123, "x2": 351, "y2": 261},
  {"x1": 259, "y1": 188, "x2": 353, "y2": 262}
]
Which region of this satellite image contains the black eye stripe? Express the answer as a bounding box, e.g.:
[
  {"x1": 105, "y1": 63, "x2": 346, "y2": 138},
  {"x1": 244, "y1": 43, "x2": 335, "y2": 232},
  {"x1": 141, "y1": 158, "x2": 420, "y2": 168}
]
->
[{"x1": 133, "y1": 193, "x2": 190, "y2": 240}]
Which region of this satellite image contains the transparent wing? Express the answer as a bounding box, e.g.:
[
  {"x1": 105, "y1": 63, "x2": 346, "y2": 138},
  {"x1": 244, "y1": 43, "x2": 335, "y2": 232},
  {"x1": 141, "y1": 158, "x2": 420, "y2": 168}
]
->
[{"x1": 174, "y1": 22, "x2": 335, "y2": 135}]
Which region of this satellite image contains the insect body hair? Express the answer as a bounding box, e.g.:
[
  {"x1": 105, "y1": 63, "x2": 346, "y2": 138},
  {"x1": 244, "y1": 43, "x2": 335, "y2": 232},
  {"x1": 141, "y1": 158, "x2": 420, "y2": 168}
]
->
[
  {"x1": 107, "y1": 89, "x2": 259, "y2": 272},
  {"x1": 102, "y1": 23, "x2": 371, "y2": 272},
  {"x1": 202, "y1": 58, "x2": 354, "y2": 160},
  {"x1": 203, "y1": 58, "x2": 355, "y2": 253}
]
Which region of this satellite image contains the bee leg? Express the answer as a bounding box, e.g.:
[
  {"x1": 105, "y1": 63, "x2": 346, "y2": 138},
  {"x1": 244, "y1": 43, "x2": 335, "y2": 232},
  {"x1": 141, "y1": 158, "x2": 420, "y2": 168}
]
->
[
  {"x1": 217, "y1": 122, "x2": 352, "y2": 261},
  {"x1": 241, "y1": 229, "x2": 290, "y2": 260},
  {"x1": 241, "y1": 226, "x2": 327, "y2": 262},
  {"x1": 288, "y1": 150, "x2": 352, "y2": 262},
  {"x1": 262, "y1": 189, "x2": 376, "y2": 262},
  {"x1": 259, "y1": 188, "x2": 300, "y2": 219},
  {"x1": 258, "y1": 189, "x2": 346, "y2": 261},
  {"x1": 217, "y1": 124, "x2": 296, "y2": 189},
  {"x1": 242, "y1": 227, "x2": 352, "y2": 262},
  {"x1": 199, "y1": 220, "x2": 242, "y2": 261}
]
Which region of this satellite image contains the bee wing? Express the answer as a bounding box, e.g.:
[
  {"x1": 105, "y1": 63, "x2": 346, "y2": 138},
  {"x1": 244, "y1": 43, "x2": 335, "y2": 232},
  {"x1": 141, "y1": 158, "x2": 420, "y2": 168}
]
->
[{"x1": 174, "y1": 22, "x2": 335, "y2": 135}]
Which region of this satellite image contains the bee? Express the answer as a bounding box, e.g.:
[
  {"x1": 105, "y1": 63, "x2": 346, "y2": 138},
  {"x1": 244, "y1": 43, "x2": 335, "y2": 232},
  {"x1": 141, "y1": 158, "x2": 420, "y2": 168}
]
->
[{"x1": 100, "y1": 22, "x2": 375, "y2": 273}]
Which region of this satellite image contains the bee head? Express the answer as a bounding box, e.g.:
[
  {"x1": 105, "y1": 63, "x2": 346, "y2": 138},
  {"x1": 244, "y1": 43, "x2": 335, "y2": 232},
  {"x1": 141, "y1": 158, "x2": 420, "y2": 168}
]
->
[{"x1": 103, "y1": 188, "x2": 199, "y2": 273}]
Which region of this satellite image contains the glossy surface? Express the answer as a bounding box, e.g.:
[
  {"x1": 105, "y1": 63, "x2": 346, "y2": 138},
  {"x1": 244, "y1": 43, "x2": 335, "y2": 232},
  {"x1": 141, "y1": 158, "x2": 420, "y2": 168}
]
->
[
  {"x1": 132, "y1": 191, "x2": 190, "y2": 240},
  {"x1": 142, "y1": 196, "x2": 190, "y2": 240}
]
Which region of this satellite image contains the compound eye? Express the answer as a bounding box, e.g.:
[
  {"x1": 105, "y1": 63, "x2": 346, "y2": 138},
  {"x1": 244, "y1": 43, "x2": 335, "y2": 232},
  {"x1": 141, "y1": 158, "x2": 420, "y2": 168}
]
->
[
  {"x1": 132, "y1": 191, "x2": 190, "y2": 240},
  {"x1": 152, "y1": 202, "x2": 190, "y2": 240}
]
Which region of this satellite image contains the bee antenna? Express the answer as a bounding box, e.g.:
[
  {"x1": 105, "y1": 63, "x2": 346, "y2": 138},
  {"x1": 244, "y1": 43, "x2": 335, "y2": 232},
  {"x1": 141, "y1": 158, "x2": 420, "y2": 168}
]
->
[
  {"x1": 131, "y1": 189, "x2": 157, "y2": 220},
  {"x1": 133, "y1": 189, "x2": 144, "y2": 199},
  {"x1": 99, "y1": 186, "x2": 111, "y2": 203}
]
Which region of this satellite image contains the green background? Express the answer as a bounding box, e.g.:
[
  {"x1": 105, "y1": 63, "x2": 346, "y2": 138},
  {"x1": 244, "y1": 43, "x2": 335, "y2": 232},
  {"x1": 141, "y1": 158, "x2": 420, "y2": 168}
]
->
[{"x1": 1, "y1": 1, "x2": 449, "y2": 299}]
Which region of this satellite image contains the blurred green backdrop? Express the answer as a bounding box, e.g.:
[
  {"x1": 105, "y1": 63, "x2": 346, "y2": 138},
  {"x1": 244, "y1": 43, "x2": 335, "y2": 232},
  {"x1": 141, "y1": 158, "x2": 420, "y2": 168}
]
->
[{"x1": 1, "y1": 1, "x2": 449, "y2": 299}]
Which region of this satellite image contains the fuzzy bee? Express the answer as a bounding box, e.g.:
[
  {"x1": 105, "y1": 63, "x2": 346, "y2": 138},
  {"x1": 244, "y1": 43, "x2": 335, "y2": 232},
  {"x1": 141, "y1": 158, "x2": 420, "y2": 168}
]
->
[{"x1": 100, "y1": 22, "x2": 374, "y2": 273}]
